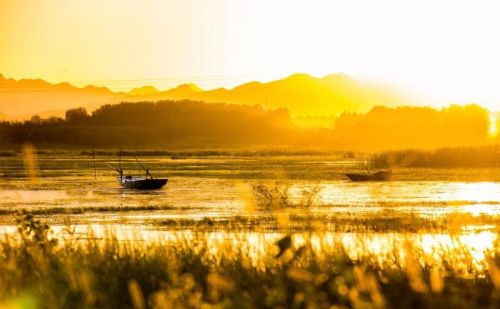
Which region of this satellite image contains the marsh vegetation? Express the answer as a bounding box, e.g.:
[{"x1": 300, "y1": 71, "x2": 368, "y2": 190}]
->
[
  {"x1": 1, "y1": 153, "x2": 500, "y2": 308},
  {"x1": 1, "y1": 215, "x2": 500, "y2": 308}
]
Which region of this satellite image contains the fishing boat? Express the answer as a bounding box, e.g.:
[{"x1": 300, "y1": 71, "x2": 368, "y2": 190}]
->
[
  {"x1": 345, "y1": 170, "x2": 392, "y2": 182},
  {"x1": 105, "y1": 156, "x2": 168, "y2": 190},
  {"x1": 117, "y1": 175, "x2": 168, "y2": 190}
]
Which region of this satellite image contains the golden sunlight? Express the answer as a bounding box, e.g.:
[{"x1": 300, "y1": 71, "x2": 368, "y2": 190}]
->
[
  {"x1": 3, "y1": 1, "x2": 500, "y2": 307},
  {"x1": 489, "y1": 113, "x2": 498, "y2": 136},
  {"x1": 0, "y1": 0, "x2": 500, "y2": 111}
]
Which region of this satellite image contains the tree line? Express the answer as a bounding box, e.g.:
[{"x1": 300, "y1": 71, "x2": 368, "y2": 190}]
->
[
  {"x1": 0, "y1": 100, "x2": 300, "y2": 147},
  {"x1": 0, "y1": 100, "x2": 494, "y2": 150}
]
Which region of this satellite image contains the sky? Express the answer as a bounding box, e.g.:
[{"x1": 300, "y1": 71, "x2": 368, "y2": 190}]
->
[{"x1": 1, "y1": 0, "x2": 500, "y2": 110}]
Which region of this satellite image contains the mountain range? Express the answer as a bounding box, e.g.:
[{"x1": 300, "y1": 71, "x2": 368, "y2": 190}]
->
[{"x1": 0, "y1": 73, "x2": 416, "y2": 122}]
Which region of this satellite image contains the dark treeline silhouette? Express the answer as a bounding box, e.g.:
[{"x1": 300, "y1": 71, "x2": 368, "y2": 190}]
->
[
  {"x1": 0, "y1": 100, "x2": 303, "y2": 147},
  {"x1": 0, "y1": 101, "x2": 494, "y2": 150},
  {"x1": 333, "y1": 104, "x2": 490, "y2": 150}
]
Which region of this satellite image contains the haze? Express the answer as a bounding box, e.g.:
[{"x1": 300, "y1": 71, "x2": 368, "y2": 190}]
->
[{"x1": 2, "y1": 0, "x2": 500, "y2": 111}]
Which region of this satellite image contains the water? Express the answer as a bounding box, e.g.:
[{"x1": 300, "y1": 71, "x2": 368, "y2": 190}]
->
[
  {"x1": 1, "y1": 154, "x2": 499, "y2": 222},
  {"x1": 1, "y1": 153, "x2": 499, "y2": 274}
]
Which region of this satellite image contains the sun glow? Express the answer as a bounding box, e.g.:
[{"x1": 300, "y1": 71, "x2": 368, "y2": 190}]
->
[
  {"x1": 453, "y1": 182, "x2": 500, "y2": 205},
  {"x1": 489, "y1": 113, "x2": 498, "y2": 136},
  {"x1": 1, "y1": 0, "x2": 500, "y2": 111}
]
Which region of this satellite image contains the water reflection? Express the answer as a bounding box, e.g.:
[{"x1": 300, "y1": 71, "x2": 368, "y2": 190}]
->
[
  {"x1": 2, "y1": 180, "x2": 500, "y2": 217},
  {"x1": 451, "y1": 182, "x2": 500, "y2": 203},
  {"x1": 313, "y1": 181, "x2": 500, "y2": 207},
  {"x1": 0, "y1": 190, "x2": 69, "y2": 203}
]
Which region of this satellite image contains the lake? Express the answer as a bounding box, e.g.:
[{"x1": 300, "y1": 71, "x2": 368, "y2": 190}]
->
[{"x1": 1, "y1": 152, "x2": 499, "y2": 275}]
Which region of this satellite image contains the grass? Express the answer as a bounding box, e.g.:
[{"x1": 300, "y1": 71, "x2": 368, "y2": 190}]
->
[
  {"x1": 156, "y1": 212, "x2": 500, "y2": 233},
  {"x1": 0, "y1": 151, "x2": 17, "y2": 157},
  {"x1": 1, "y1": 215, "x2": 500, "y2": 308},
  {"x1": 371, "y1": 145, "x2": 500, "y2": 168}
]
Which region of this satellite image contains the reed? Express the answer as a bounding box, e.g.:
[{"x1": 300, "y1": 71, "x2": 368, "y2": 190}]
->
[{"x1": 0, "y1": 215, "x2": 499, "y2": 308}]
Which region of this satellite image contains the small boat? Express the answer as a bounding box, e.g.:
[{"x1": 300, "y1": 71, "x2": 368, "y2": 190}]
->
[
  {"x1": 105, "y1": 156, "x2": 168, "y2": 190},
  {"x1": 117, "y1": 175, "x2": 168, "y2": 190},
  {"x1": 346, "y1": 171, "x2": 392, "y2": 182}
]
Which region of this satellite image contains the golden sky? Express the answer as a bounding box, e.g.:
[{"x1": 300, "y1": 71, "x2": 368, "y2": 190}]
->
[{"x1": 1, "y1": 0, "x2": 500, "y2": 110}]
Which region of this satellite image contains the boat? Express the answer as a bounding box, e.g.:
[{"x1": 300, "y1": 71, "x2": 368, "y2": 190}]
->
[
  {"x1": 105, "y1": 156, "x2": 168, "y2": 190},
  {"x1": 345, "y1": 170, "x2": 392, "y2": 182},
  {"x1": 117, "y1": 175, "x2": 168, "y2": 190}
]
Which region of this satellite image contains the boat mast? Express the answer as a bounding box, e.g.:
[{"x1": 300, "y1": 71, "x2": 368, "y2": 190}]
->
[{"x1": 134, "y1": 156, "x2": 153, "y2": 179}]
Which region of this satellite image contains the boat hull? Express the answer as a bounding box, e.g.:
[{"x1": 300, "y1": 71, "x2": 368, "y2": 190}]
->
[
  {"x1": 346, "y1": 171, "x2": 391, "y2": 182},
  {"x1": 120, "y1": 178, "x2": 168, "y2": 190}
]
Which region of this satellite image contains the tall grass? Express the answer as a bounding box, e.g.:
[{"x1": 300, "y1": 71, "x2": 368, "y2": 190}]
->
[
  {"x1": 0, "y1": 215, "x2": 500, "y2": 308},
  {"x1": 371, "y1": 145, "x2": 500, "y2": 168}
]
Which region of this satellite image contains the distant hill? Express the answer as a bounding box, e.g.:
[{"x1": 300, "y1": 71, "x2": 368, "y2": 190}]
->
[
  {"x1": 0, "y1": 73, "x2": 415, "y2": 120},
  {"x1": 0, "y1": 74, "x2": 126, "y2": 119},
  {"x1": 129, "y1": 73, "x2": 416, "y2": 117},
  {"x1": 127, "y1": 86, "x2": 159, "y2": 96}
]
